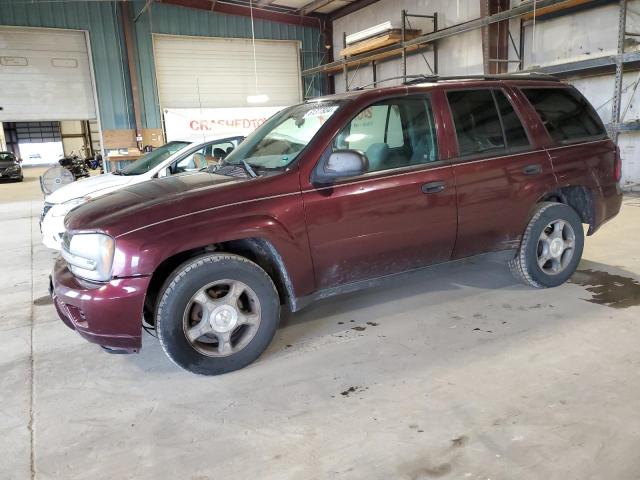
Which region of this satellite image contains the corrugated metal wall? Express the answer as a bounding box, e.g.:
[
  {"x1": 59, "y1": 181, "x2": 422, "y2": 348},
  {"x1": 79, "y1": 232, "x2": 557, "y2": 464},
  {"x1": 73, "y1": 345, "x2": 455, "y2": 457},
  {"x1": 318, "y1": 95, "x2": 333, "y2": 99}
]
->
[
  {"x1": 0, "y1": 1, "x2": 134, "y2": 131},
  {"x1": 131, "y1": 1, "x2": 326, "y2": 129},
  {"x1": 0, "y1": 1, "x2": 325, "y2": 132}
]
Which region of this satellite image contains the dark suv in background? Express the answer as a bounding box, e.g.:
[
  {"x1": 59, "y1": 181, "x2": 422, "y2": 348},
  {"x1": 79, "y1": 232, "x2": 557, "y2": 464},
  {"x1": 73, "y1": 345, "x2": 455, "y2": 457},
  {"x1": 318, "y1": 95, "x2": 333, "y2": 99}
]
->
[
  {"x1": 51, "y1": 74, "x2": 622, "y2": 375},
  {"x1": 0, "y1": 151, "x2": 23, "y2": 182}
]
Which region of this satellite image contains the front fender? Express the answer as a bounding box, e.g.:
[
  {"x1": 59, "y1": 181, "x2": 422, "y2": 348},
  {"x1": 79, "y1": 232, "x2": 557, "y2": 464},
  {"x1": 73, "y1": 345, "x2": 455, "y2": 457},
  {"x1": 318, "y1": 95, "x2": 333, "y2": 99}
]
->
[{"x1": 111, "y1": 193, "x2": 315, "y2": 297}]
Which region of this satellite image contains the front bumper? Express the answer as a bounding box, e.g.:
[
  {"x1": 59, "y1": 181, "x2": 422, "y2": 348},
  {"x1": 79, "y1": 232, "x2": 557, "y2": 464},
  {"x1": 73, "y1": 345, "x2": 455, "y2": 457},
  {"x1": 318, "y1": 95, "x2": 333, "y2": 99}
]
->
[
  {"x1": 0, "y1": 169, "x2": 22, "y2": 180},
  {"x1": 51, "y1": 257, "x2": 151, "y2": 352},
  {"x1": 40, "y1": 210, "x2": 65, "y2": 250}
]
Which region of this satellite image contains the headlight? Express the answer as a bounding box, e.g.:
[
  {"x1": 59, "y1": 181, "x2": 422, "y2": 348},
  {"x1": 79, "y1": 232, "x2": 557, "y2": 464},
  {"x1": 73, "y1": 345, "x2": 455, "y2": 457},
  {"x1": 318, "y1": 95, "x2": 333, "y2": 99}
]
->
[
  {"x1": 62, "y1": 233, "x2": 115, "y2": 282},
  {"x1": 50, "y1": 197, "x2": 88, "y2": 218},
  {"x1": 5, "y1": 165, "x2": 19, "y2": 173}
]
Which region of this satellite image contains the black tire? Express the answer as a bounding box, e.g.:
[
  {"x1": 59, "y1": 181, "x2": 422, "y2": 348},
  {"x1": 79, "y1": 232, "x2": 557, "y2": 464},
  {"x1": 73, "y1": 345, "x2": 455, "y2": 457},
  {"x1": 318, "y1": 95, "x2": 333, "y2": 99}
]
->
[
  {"x1": 509, "y1": 202, "x2": 584, "y2": 288},
  {"x1": 156, "y1": 253, "x2": 280, "y2": 375}
]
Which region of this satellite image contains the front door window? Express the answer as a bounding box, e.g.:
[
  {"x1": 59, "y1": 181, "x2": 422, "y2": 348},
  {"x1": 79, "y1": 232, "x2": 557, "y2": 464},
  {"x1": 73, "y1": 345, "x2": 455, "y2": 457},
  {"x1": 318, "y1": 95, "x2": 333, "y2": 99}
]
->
[{"x1": 333, "y1": 97, "x2": 438, "y2": 174}]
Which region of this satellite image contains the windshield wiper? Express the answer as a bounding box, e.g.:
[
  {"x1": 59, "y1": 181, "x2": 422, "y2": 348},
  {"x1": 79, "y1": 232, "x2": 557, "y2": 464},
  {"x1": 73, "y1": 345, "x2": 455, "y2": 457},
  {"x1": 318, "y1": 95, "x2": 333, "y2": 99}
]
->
[
  {"x1": 212, "y1": 158, "x2": 258, "y2": 178},
  {"x1": 241, "y1": 160, "x2": 257, "y2": 178}
]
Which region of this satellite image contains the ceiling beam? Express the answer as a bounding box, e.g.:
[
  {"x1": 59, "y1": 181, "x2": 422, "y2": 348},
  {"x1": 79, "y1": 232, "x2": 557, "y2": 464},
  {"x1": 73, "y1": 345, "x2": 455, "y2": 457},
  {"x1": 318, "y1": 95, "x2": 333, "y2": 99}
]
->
[
  {"x1": 160, "y1": 0, "x2": 322, "y2": 27},
  {"x1": 329, "y1": 0, "x2": 380, "y2": 21},
  {"x1": 300, "y1": 0, "x2": 334, "y2": 15}
]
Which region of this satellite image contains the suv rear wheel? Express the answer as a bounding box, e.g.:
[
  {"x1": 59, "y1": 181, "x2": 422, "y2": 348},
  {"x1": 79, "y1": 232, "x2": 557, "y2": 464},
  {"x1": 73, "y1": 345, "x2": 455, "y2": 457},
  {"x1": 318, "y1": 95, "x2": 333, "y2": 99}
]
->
[
  {"x1": 156, "y1": 253, "x2": 280, "y2": 375},
  {"x1": 509, "y1": 202, "x2": 584, "y2": 288}
]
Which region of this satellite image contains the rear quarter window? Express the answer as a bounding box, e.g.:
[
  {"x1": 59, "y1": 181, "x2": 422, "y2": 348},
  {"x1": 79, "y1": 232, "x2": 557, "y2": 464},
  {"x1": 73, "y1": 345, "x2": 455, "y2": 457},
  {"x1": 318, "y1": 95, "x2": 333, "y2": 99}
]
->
[{"x1": 521, "y1": 87, "x2": 605, "y2": 143}]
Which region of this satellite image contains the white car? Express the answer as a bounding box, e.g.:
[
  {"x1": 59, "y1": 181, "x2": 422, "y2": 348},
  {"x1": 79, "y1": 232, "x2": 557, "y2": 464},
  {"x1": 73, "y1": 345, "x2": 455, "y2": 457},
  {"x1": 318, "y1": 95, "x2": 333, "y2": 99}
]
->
[{"x1": 41, "y1": 135, "x2": 244, "y2": 250}]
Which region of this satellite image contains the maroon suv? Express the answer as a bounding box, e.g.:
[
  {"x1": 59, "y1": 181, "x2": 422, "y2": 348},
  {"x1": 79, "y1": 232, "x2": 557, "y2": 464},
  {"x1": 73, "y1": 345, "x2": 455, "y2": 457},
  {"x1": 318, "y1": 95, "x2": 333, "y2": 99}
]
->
[{"x1": 51, "y1": 75, "x2": 622, "y2": 375}]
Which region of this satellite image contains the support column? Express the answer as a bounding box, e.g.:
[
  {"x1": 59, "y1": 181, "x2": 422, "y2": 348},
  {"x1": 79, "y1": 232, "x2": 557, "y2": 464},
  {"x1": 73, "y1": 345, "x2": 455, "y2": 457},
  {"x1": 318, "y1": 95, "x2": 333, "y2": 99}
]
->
[
  {"x1": 121, "y1": 2, "x2": 143, "y2": 152},
  {"x1": 611, "y1": 0, "x2": 627, "y2": 144}
]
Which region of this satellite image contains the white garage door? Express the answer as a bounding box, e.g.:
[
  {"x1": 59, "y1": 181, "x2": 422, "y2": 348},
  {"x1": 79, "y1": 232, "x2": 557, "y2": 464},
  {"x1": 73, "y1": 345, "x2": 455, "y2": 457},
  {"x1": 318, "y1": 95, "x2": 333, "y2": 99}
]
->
[
  {"x1": 0, "y1": 27, "x2": 96, "y2": 122},
  {"x1": 153, "y1": 34, "x2": 302, "y2": 109}
]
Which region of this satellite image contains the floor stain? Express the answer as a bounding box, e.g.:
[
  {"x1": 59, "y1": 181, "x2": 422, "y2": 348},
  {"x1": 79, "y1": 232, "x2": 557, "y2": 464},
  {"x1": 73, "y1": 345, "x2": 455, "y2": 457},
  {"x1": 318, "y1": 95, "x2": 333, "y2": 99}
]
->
[
  {"x1": 570, "y1": 269, "x2": 640, "y2": 309},
  {"x1": 340, "y1": 386, "x2": 368, "y2": 397},
  {"x1": 410, "y1": 463, "x2": 452, "y2": 479},
  {"x1": 33, "y1": 295, "x2": 52, "y2": 306},
  {"x1": 472, "y1": 327, "x2": 493, "y2": 333},
  {"x1": 450, "y1": 435, "x2": 468, "y2": 448},
  {"x1": 352, "y1": 326, "x2": 366, "y2": 331},
  {"x1": 366, "y1": 321, "x2": 379, "y2": 326}
]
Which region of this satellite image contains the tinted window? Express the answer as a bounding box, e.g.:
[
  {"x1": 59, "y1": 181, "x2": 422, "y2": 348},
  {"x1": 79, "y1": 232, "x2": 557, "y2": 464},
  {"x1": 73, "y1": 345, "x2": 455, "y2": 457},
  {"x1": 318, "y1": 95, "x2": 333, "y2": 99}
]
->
[
  {"x1": 522, "y1": 88, "x2": 605, "y2": 142},
  {"x1": 494, "y1": 91, "x2": 530, "y2": 148},
  {"x1": 334, "y1": 97, "x2": 438, "y2": 173},
  {"x1": 448, "y1": 90, "x2": 505, "y2": 156},
  {"x1": 0, "y1": 152, "x2": 16, "y2": 162}
]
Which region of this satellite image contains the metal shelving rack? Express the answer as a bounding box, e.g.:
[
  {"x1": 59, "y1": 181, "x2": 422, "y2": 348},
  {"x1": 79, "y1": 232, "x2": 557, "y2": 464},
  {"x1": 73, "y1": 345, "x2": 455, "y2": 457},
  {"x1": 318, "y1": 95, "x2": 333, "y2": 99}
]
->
[
  {"x1": 330, "y1": 10, "x2": 438, "y2": 92},
  {"x1": 611, "y1": 0, "x2": 629, "y2": 141},
  {"x1": 302, "y1": 0, "x2": 571, "y2": 80},
  {"x1": 301, "y1": 0, "x2": 640, "y2": 139}
]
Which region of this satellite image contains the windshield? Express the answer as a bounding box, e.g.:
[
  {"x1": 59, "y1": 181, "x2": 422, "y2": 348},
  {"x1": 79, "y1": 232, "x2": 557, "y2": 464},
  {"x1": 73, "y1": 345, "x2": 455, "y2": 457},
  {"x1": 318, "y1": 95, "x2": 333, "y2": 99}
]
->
[
  {"x1": 0, "y1": 152, "x2": 16, "y2": 162},
  {"x1": 223, "y1": 101, "x2": 343, "y2": 170},
  {"x1": 119, "y1": 141, "x2": 190, "y2": 175}
]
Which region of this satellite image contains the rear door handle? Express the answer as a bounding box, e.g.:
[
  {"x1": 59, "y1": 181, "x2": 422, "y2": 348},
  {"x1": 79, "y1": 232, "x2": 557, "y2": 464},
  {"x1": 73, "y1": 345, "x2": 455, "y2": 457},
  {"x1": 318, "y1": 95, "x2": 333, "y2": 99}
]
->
[
  {"x1": 421, "y1": 181, "x2": 446, "y2": 194},
  {"x1": 522, "y1": 164, "x2": 542, "y2": 175}
]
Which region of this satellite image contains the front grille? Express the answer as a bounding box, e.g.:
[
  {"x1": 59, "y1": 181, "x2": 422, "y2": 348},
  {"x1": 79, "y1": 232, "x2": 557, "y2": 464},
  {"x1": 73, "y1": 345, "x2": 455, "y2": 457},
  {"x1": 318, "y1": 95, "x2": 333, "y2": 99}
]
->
[
  {"x1": 62, "y1": 231, "x2": 71, "y2": 251},
  {"x1": 0, "y1": 167, "x2": 6, "y2": 174}
]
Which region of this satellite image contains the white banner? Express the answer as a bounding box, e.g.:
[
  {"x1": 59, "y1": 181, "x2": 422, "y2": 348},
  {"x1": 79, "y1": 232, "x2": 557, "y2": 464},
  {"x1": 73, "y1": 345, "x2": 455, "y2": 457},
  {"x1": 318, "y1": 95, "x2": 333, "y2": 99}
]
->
[{"x1": 163, "y1": 106, "x2": 286, "y2": 141}]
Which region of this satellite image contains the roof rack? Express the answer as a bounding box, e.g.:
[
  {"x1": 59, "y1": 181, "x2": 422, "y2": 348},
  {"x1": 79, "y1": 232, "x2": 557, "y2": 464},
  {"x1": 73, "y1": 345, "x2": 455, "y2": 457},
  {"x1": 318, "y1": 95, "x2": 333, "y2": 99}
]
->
[{"x1": 354, "y1": 72, "x2": 560, "y2": 90}]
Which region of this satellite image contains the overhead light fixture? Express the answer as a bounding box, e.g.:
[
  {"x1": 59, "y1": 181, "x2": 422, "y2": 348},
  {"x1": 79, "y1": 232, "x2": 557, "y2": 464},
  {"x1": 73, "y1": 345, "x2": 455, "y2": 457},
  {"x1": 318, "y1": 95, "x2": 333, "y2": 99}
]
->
[
  {"x1": 346, "y1": 21, "x2": 394, "y2": 46},
  {"x1": 247, "y1": 94, "x2": 269, "y2": 104}
]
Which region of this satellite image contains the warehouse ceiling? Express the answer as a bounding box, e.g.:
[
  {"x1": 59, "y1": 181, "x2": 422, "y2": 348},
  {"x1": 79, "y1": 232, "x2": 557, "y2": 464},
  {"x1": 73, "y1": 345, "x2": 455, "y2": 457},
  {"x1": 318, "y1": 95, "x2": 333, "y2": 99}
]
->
[
  {"x1": 156, "y1": 0, "x2": 370, "y2": 20},
  {"x1": 259, "y1": 0, "x2": 351, "y2": 15}
]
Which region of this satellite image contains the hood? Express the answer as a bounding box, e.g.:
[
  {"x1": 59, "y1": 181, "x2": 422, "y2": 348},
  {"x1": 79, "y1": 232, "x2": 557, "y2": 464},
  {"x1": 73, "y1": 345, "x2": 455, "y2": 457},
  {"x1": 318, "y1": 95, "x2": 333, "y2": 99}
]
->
[
  {"x1": 46, "y1": 173, "x2": 133, "y2": 204},
  {"x1": 65, "y1": 172, "x2": 245, "y2": 237},
  {"x1": 0, "y1": 160, "x2": 18, "y2": 167}
]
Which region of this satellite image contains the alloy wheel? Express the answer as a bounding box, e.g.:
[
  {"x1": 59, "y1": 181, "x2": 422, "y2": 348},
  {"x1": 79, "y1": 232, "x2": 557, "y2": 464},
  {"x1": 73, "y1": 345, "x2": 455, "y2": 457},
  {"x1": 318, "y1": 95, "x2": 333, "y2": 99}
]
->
[
  {"x1": 182, "y1": 279, "x2": 262, "y2": 357},
  {"x1": 536, "y1": 219, "x2": 576, "y2": 275}
]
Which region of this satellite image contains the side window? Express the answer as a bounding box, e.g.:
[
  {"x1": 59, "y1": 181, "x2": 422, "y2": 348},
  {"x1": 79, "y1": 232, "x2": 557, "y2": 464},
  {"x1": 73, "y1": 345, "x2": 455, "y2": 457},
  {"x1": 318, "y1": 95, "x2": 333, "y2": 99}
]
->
[
  {"x1": 447, "y1": 90, "x2": 505, "y2": 157},
  {"x1": 494, "y1": 90, "x2": 530, "y2": 149},
  {"x1": 334, "y1": 97, "x2": 438, "y2": 174},
  {"x1": 386, "y1": 105, "x2": 404, "y2": 148},
  {"x1": 206, "y1": 141, "x2": 235, "y2": 165},
  {"x1": 521, "y1": 87, "x2": 605, "y2": 143},
  {"x1": 174, "y1": 147, "x2": 207, "y2": 173},
  {"x1": 174, "y1": 141, "x2": 239, "y2": 174}
]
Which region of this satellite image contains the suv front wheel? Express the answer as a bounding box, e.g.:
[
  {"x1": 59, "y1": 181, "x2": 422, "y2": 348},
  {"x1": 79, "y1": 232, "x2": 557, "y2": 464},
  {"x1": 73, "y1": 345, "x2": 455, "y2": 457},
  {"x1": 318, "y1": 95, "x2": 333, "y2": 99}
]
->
[
  {"x1": 509, "y1": 202, "x2": 584, "y2": 288},
  {"x1": 156, "y1": 253, "x2": 280, "y2": 375}
]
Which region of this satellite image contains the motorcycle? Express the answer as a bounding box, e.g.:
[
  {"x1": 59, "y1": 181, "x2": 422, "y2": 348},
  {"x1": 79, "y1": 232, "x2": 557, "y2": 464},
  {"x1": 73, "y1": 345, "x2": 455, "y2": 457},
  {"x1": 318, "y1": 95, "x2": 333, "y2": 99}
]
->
[
  {"x1": 84, "y1": 154, "x2": 104, "y2": 173},
  {"x1": 58, "y1": 154, "x2": 90, "y2": 180}
]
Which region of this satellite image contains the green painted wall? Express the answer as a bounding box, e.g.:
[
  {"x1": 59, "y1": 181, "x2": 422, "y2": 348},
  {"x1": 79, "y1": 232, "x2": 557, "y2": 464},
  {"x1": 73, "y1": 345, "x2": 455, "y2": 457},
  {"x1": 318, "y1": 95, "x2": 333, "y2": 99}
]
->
[{"x1": 0, "y1": 1, "x2": 325, "y2": 133}]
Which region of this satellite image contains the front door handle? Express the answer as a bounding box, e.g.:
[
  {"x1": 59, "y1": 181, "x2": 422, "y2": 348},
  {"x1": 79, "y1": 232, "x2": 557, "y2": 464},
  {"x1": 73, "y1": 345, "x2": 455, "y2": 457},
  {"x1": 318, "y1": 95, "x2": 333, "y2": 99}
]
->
[
  {"x1": 522, "y1": 164, "x2": 542, "y2": 175},
  {"x1": 422, "y1": 181, "x2": 446, "y2": 194}
]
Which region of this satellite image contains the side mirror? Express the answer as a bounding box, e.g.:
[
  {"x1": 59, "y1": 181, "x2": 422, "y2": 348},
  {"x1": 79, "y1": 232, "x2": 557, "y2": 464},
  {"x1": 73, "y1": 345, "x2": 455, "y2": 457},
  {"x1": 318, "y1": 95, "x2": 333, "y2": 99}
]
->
[{"x1": 314, "y1": 150, "x2": 368, "y2": 184}]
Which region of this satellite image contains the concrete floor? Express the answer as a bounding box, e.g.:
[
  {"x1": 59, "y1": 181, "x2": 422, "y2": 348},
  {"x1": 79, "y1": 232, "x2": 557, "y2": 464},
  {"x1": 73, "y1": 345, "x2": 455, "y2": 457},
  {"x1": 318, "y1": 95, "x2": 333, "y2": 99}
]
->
[{"x1": 2, "y1": 167, "x2": 640, "y2": 480}]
